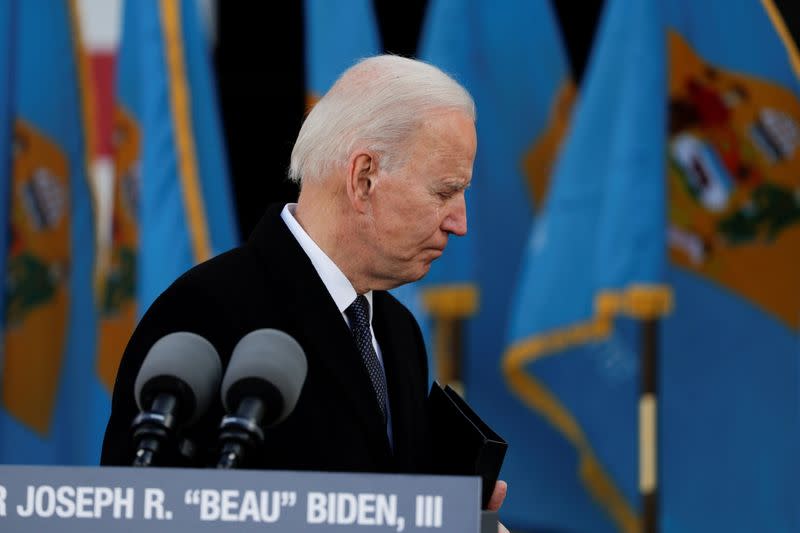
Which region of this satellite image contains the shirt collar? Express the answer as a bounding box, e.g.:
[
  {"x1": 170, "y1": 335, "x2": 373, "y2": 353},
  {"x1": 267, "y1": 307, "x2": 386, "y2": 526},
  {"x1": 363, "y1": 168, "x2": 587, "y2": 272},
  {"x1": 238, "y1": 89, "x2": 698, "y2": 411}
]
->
[{"x1": 280, "y1": 203, "x2": 373, "y2": 320}]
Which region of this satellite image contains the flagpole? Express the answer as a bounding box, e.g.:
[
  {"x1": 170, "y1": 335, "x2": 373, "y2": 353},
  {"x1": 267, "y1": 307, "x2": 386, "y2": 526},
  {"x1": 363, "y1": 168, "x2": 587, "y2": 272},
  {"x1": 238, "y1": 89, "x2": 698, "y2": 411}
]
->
[
  {"x1": 432, "y1": 318, "x2": 465, "y2": 394},
  {"x1": 640, "y1": 319, "x2": 659, "y2": 533}
]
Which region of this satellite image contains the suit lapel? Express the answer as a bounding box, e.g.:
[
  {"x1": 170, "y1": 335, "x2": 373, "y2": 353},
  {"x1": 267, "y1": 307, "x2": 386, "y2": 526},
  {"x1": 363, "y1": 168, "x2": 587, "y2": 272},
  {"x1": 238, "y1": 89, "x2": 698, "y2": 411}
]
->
[
  {"x1": 248, "y1": 208, "x2": 393, "y2": 465},
  {"x1": 372, "y1": 292, "x2": 417, "y2": 470},
  {"x1": 289, "y1": 285, "x2": 393, "y2": 464}
]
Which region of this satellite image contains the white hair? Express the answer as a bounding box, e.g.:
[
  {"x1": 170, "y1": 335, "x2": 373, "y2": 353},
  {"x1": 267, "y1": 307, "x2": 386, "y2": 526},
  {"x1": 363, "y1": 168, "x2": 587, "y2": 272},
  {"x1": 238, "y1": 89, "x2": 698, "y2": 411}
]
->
[{"x1": 289, "y1": 55, "x2": 475, "y2": 184}]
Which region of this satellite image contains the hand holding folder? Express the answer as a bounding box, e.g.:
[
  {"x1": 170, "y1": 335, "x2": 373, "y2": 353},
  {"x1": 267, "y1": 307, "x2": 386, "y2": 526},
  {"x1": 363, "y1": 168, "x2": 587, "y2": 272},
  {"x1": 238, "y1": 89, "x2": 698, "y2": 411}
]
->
[{"x1": 428, "y1": 381, "x2": 508, "y2": 509}]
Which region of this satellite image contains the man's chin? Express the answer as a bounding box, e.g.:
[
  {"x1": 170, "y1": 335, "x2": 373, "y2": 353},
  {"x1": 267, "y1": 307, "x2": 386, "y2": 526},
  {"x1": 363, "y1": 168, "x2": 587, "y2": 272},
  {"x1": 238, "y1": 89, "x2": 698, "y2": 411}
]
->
[
  {"x1": 377, "y1": 259, "x2": 437, "y2": 290},
  {"x1": 410, "y1": 261, "x2": 433, "y2": 282},
  {"x1": 396, "y1": 263, "x2": 432, "y2": 287}
]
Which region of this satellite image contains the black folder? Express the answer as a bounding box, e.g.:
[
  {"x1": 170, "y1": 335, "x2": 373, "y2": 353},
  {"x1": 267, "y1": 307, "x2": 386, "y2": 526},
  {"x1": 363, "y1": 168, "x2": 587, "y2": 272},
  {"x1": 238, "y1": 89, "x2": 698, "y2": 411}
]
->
[{"x1": 428, "y1": 381, "x2": 508, "y2": 509}]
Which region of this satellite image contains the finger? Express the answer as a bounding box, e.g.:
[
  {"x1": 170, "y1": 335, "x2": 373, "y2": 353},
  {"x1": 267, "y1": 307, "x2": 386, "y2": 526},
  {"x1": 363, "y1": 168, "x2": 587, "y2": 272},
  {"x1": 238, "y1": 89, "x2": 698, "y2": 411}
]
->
[
  {"x1": 487, "y1": 479, "x2": 508, "y2": 512},
  {"x1": 498, "y1": 521, "x2": 510, "y2": 533}
]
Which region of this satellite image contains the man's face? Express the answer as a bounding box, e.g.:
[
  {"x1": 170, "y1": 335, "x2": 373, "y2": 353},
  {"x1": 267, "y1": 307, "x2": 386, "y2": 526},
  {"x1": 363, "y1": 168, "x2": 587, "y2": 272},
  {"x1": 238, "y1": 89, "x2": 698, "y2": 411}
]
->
[{"x1": 364, "y1": 110, "x2": 477, "y2": 288}]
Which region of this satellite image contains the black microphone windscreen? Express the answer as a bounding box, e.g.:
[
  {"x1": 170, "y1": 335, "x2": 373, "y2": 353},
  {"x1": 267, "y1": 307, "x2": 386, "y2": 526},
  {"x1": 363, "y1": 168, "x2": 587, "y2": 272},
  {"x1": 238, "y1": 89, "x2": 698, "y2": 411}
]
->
[
  {"x1": 221, "y1": 329, "x2": 307, "y2": 425},
  {"x1": 134, "y1": 331, "x2": 222, "y2": 424}
]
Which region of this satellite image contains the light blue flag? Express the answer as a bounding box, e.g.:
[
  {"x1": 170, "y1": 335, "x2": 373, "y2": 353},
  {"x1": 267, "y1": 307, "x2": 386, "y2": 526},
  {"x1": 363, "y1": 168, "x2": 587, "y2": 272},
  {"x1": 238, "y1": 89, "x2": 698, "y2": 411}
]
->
[
  {"x1": 119, "y1": 0, "x2": 238, "y2": 314},
  {"x1": 0, "y1": 0, "x2": 106, "y2": 465},
  {"x1": 0, "y1": 0, "x2": 14, "y2": 350},
  {"x1": 304, "y1": 0, "x2": 381, "y2": 100},
  {"x1": 419, "y1": 0, "x2": 586, "y2": 528},
  {"x1": 97, "y1": 0, "x2": 238, "y2": 393},
  {"x1": 661, "y1": 1, "x2": 800, "y2": 531},
  {"x1": 413, "y1": 0, "x2": 484, "y2": 386},
  {"x1": 418, "y1": 0, "x2": 572, "y2": 391},
  {"x1": 502, "y1": 0, "x2": 667, "y2": 531}
]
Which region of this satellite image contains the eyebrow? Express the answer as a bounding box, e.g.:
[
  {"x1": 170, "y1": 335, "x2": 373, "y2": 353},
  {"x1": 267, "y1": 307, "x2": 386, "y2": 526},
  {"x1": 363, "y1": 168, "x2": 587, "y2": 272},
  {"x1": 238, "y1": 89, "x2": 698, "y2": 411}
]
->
[{"x1": 445, "y1": 181, "x2": 470, "y2": 194}]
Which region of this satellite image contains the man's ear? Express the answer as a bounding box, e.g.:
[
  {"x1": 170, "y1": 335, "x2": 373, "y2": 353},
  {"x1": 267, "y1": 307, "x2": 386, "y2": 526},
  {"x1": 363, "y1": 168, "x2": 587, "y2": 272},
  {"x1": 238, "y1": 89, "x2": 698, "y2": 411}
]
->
[{"x1": 346, "y1": 151, "x2": 378, "y2": 212}]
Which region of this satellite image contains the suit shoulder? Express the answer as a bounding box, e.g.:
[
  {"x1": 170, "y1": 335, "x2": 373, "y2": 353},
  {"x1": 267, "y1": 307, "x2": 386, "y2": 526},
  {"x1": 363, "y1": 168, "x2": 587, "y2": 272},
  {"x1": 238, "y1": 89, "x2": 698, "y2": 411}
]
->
[
  {"x1": 171, "y1": 245, "x2": 258, "y2": 293},
  {"x1": 135, "y1": 244, "x2": 269, "y2": 330}
]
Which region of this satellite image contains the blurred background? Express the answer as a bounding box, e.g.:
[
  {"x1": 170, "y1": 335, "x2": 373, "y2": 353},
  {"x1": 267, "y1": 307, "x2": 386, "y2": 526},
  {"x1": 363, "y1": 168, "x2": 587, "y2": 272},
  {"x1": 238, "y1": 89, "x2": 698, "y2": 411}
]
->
[{"x1": 1, "y1": 0, "x2": 799, "y2": 531}]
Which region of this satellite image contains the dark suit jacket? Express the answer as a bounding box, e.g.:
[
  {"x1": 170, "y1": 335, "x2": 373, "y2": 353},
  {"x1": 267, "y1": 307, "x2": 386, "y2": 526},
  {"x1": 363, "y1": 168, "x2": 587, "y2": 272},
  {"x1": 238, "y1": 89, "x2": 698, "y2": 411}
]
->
[{"x1": 101, "y1": 205, "x2": 432, "y2": 473}]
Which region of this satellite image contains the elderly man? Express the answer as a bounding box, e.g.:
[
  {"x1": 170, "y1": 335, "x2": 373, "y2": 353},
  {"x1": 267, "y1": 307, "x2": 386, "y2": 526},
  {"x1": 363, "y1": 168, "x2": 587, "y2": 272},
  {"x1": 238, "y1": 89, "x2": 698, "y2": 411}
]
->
[{"x1": 101, "y1": 54, "x2": 506, "y2": 521}]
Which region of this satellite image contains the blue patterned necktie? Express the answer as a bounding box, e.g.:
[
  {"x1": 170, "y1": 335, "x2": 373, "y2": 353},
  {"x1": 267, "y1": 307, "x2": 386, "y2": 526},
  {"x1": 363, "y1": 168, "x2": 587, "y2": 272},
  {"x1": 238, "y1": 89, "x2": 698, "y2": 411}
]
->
[{"x1": 345, "y1": 295, "x2": 388, "y2": 423}]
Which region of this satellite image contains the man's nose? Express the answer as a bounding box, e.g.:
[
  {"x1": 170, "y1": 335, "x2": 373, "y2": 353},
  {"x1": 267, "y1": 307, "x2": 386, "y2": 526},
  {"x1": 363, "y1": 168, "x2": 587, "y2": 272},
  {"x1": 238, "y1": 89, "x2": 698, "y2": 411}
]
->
[{"x1": 441, "y1": 195, "x2": 467, "y2": 236}]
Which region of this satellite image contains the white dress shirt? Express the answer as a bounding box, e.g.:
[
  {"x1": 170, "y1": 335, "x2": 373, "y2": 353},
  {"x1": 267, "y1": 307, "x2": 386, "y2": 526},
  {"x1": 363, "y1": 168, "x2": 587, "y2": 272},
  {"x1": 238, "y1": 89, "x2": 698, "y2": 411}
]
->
[{"x1": 280, "y1": 204, "x2": 393, "y2": 444}]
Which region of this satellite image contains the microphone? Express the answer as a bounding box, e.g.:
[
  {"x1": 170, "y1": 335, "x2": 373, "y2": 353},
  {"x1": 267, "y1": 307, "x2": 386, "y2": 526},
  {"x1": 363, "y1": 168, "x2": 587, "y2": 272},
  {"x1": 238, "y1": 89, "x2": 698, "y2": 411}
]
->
[
  {"x1": 216, "y1": 329, "x2": 307, "y2": 469},
  {"x1": 131, "y1": 331, "x2": 222, "y2": 467}
]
